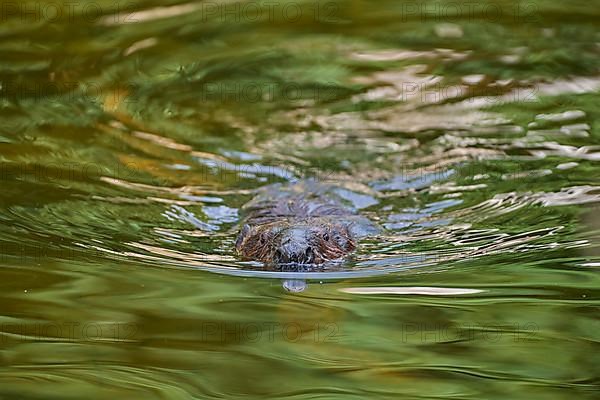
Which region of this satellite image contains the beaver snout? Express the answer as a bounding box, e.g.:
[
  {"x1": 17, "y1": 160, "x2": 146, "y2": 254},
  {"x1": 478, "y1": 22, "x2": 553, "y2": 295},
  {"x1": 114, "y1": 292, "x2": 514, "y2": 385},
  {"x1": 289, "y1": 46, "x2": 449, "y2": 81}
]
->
[
  {"x1": 274, "y1": 229, "x2": 315, "y2": 264},
  {"x1": 274, "y1": 244, "x2": 315, "y2": 264}
]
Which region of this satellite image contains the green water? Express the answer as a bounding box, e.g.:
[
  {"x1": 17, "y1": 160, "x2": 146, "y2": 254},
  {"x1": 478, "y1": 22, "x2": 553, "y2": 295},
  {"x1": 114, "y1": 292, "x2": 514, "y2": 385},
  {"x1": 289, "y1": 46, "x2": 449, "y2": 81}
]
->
[{"x1": 1, "y1": 0, "x2": 600, "y2": 398}]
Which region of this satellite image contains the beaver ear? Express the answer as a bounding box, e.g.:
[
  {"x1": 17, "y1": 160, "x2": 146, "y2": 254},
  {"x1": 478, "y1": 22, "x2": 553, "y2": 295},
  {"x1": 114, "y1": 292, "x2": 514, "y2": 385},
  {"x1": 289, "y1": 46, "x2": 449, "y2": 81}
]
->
[
  {"x1": 344, "y1": 237, "x2": 356, "y2": 252},
  {"x1": 341, "y1": 226, "x2": 356, "y2": 251},
  {"x1": 235, "y1": 224, "x2": 252, "y2": 251},
  {"x1": 331, "y1": 226, "x2": 354, "y2": 252}
]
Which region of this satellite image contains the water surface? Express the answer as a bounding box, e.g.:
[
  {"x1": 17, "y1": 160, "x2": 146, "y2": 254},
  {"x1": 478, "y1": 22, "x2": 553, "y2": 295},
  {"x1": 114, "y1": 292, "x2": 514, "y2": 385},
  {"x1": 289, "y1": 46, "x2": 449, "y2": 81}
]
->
[{"x1": 1, "y1": 1, "x2": 599, "y2": 398}]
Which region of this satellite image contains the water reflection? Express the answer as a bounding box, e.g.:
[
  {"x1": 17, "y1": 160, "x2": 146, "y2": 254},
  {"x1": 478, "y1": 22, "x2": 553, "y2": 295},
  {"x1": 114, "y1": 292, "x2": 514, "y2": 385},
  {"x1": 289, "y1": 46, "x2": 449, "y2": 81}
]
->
[{"x1": 1, "y1": 0, "x2": 600, "y2": 398}]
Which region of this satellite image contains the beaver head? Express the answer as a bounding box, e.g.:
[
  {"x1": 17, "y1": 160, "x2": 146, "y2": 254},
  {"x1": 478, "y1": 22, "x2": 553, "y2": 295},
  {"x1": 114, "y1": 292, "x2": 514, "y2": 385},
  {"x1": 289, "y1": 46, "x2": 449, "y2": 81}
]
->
[{"x1": 235, "y1": 221, "x2": 355, "y2": 264}]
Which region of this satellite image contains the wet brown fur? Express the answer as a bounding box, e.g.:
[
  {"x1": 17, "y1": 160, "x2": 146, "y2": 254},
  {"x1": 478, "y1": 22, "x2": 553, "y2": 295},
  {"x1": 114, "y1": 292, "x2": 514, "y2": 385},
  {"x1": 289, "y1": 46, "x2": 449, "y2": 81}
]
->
[{"x1": 236, "y1": 195, "x2": 357, "y2": 264}]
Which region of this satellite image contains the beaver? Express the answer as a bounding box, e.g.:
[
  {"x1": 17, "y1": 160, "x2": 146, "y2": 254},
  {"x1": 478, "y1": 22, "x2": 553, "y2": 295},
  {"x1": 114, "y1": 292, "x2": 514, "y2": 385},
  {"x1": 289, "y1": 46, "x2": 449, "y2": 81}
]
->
[{"x1": 235, "y1": 180, "x2": 381, "y2": 265}]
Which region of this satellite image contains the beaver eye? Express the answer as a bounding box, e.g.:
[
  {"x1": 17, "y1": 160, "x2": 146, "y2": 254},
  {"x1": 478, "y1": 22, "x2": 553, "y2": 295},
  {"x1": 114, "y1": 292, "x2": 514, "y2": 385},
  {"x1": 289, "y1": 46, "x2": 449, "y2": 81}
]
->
[{"x1": 322, "y1": 232, "x2": 330, "y2": 241}]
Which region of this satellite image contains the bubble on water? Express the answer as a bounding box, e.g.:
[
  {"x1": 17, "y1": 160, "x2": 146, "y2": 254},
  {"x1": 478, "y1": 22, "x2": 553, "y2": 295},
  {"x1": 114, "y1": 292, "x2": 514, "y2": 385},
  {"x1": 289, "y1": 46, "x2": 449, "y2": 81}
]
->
[{"x1": 282, "y1": 279, "x2": 307, "y2": 293}]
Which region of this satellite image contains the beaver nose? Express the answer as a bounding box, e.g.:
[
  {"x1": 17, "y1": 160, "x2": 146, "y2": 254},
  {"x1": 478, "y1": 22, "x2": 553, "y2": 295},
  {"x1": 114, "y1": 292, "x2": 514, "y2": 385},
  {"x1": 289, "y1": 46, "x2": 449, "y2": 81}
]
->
[{"x1": 275, "y1": 243, "x2": 314, "y2": 264}]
